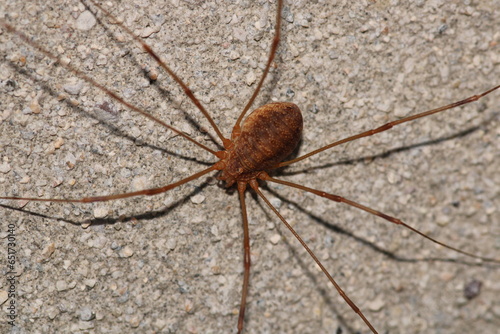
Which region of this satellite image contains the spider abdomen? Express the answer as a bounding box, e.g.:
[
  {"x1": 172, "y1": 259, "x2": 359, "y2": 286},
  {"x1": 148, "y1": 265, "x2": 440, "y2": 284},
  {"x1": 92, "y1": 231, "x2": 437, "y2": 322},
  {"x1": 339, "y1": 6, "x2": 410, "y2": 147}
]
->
[{"x1": 220, "y1": 102, "x2": 303, "y2": 185}]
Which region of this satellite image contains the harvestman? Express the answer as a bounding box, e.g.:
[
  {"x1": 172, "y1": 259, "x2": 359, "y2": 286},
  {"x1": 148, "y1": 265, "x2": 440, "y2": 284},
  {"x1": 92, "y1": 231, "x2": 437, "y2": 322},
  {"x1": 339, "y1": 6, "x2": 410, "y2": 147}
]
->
[{"x1": 1, "y1": 0, "x2": 499, "y2": 333}]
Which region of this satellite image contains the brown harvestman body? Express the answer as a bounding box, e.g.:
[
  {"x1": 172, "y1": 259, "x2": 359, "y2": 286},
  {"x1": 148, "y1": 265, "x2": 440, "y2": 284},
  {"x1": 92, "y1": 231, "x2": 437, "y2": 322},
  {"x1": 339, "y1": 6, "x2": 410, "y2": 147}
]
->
[{"x1": 1, "y1": 0, "x2": 499, "y2": 333}]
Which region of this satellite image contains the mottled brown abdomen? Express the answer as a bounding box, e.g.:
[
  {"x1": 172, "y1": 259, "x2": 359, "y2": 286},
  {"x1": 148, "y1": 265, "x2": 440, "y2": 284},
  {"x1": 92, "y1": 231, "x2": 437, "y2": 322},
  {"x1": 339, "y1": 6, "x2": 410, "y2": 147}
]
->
[{"x1": 219, "y1": 102, "x2": 303, "y2": 185}]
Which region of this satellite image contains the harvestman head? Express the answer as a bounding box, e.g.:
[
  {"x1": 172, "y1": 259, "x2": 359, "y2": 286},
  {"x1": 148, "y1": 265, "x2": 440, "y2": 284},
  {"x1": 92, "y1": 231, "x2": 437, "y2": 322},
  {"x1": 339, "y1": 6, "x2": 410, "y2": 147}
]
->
[{"x1": 1, "y1": 0, "x2": 499, "y2": 333}]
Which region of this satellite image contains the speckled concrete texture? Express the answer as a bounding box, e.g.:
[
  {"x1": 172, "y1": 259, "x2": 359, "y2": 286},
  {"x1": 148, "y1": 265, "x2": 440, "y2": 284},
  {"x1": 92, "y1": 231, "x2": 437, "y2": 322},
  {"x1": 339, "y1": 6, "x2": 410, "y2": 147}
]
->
[{"x1": 1, "y1": 0, "x2": 499, "y2": 333}]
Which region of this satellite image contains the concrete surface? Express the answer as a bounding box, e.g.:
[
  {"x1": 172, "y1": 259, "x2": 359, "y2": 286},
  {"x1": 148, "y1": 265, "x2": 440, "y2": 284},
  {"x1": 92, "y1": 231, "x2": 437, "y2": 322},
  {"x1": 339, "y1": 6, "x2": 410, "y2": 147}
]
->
[{"x1": 1, "y1": 0, "x2": 499, "y2": 333}]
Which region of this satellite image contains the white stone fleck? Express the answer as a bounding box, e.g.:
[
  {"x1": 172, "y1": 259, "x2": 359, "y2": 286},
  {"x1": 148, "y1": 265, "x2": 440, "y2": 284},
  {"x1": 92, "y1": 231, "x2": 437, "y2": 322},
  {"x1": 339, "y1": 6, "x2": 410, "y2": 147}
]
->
[
  {"x1": 387, "y1": 171, "x2": 401, "y2": 184},
  {"x1": 75, "y1": 10, "x2": 96, "y2": 31},
  {"x1": 270, "y1": 197, "x2": 282, "y2": 209},
  {"x1": 129, "y1": 315, "x2": 141, "y2": 328},
  {"x1": 190, "y1": 194, "x2": 205, "y2": 204},
  {"x1": 56, "y1": 280, "x2": 69, "y2": 292},
  {"x1": 269, "y1": 234, "x2": 281, "y2": 245},
  {"x1": 93, "y1": 207, "x2": 109, "y2": 219},
  {"x1": 229, "y1": 50, "x2": 240, "y2": 60},
  {"x1": 79, "y1": 307, "x2": 94, "y2": 321},
  {"x1": 47, "y1": 307, "x2": 60, "y2": 320},
  {"x1": 141, "y1": 26, "x2": 161, "y2": 38},
  {"x1": 81, "y1": 221, "x2": 91, "y2": 229},
  {"x1": 436, "y1": 213, "x2": 451, "y2": 226},
  {"x1": 84, "y1": 279, "x2": 97, "y2": 288},
  {"x1": 131, "y1": 176, "x2": 148, "y2": 191},
  {"x1": 394, "y1": 106, "x2": 412, "y2": 117},
  {"x1": 63, "y1": 79, "x2": 83, "y2": 95},
  {"x1": 20, "y1": 176, "x2": 30, "y2": 184},
  {"x1": 245, "y1": 71, "x2": 256, "y2": 86},
  {"x1": 0, "y1": 163, "x2": 11, "y2": 174},
  {"x1": 119, "y1": 246, "x2": 134, "y2": 258},
  {"x1": 166, "y1": 238, "x2": 177, "y2": 250},
  {"x1": 367, "y1": 296, "x2": 386, "y2": 312}
]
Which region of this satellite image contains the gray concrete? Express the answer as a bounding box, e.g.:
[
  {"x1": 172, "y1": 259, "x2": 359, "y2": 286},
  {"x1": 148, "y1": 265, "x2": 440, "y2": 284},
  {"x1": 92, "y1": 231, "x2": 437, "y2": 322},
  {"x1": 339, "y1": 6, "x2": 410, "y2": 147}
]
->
[{"x1": 1, "y1": 0, "x2": 499, "y2": 333}]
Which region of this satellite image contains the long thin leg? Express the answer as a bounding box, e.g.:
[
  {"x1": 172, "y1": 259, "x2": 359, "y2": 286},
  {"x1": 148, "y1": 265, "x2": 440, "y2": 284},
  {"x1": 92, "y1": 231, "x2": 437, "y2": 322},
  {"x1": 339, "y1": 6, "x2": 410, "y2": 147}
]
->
[
  {"x1": 232, "y1": 0, "x2": 283, "y2": 134},
  {"x1": 0, "y1": 165, "x2": 219, "y2": 204},
  {"x1": 236, "y1": 182, "x2": 251, "y2": 334},
  {"x1": 276, "y1": 85, "x2": 500, "y2": 168},
  {"x1": 85, "y1": 0, "x2": 230, "y2": 148},
  {"x1": 262, "y1": 174, "x2": 499, "y2": 263},
  {"x1": 249, "y1": 180, "x2": 379, "y2": 334},
  {"x1": 0, "y1": 20, "x2": 218, "y2": 156}
]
